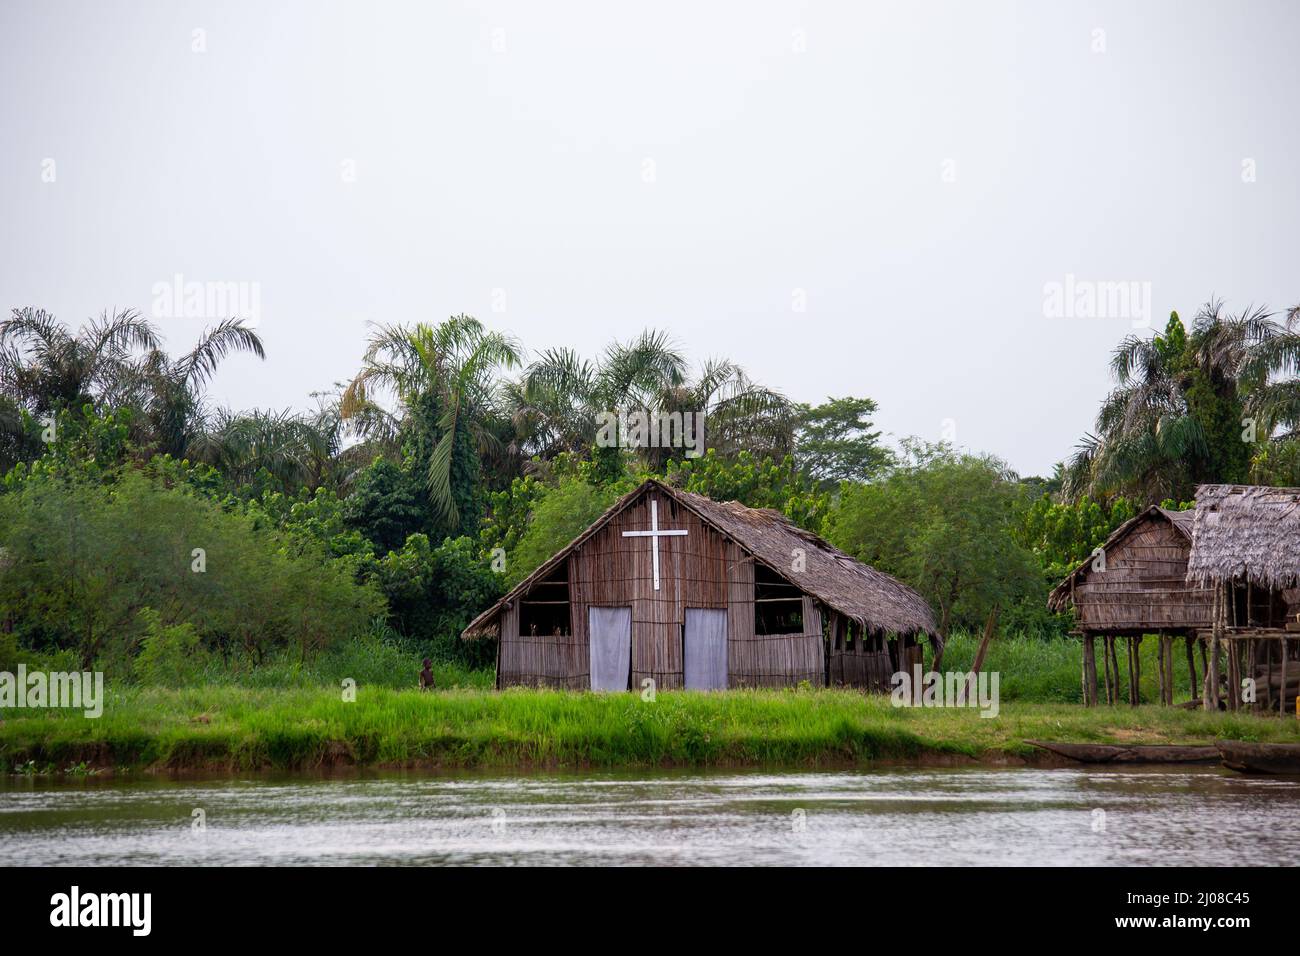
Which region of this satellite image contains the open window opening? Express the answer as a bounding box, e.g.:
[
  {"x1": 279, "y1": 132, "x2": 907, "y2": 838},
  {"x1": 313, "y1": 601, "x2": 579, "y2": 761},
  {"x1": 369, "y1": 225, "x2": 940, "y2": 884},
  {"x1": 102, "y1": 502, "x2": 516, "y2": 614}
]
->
[
  {"x1": 519, "y1": 565, "x2": 571, "y2": 637},
  {"x1": 755, "y1": 564, "x2": 804, "y2": 635}
]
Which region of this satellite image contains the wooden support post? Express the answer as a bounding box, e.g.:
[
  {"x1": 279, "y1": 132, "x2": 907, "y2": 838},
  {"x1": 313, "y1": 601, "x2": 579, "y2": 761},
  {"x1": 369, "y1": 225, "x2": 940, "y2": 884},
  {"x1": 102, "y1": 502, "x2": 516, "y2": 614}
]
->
[
  {"x1": 1165, "y1": 635, "x2": 1176, "y2": 705},
  {"x1": 1083, "y1": 635, "x2": 1097, "y2": 707},
  {"x1": 1112, "y1": 636, "x2": 1122, "y2": 706},
  {"x1": 960, "y1": 607, "x2": 997, "y2": 705},
  {"x1": 1185, "y1": 636, "x2": 1197, "y2": 705},
  {"x1": 1281, "y1": 636, "x2": 1289, "y2": 718},
  {"x1": 1205, "y1": 583, "x2": 1225, "y2": 712},
  {"x1": 1156, "y1": 635, "x2": 1166, "y2": 706},
  {"x1": 1102, "y1": 636, "x2": 1112, "y2": 705},
  {"x1": 1125, "y1": 637, "x2": 1134, "y2": 706},
  {"x1": 1205, "y1": 635, "x2": 1219, "y2": 711},
  {"x1": 1108, "y1": 636, "x2": 1119, "y2": 705},
  {"x1": 1248, "y1": 637, "x2": 1257, "y2": 710},
  {"x1": 1227, "y1": 638, "x2": 1240, "y2": 711}
]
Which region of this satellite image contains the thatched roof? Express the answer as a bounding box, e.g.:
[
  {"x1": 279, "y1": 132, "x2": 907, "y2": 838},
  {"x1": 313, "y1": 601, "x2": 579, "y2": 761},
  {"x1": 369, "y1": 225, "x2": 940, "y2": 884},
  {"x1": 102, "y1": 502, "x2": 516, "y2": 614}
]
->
[
  {"x1": 462, "y1": 478, "x2": 937, "y2": 639},
  {"x1": 1047, "y1": 505, "x2": 1194, "y2": 612},
  {"x1": 1186, "y1": 484, "x2": 1300, "y2": 589}
]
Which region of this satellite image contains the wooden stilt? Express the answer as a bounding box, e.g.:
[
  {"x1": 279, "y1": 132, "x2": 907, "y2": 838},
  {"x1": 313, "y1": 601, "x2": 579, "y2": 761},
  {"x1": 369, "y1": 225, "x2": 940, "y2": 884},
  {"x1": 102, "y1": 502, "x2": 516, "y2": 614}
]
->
[
  {"x1": 1112, "y1": 636, "x2": 1122, "y2": 705},
  {"x1": 1156, "y1": 635, "x2": 1166, "y2": 706},
  {"x1": 1185, "y1": 636, "x2": 1197, "y2": 705},
  {"x1": 1199, "y1": 639, "x2": 1212, "y2": 710},
  {"x1": 1227, "y1": 639, "x2": 1240, "y2": 711},
  {"x1": 1281, "y1": 636, "x2": 1289, "y2": 717},
  {"x1": 1103, "y1": 636, "x2": 1114, "y2": 705},
  {"x1": 1205, "y1": 583, "x2": 1225, "y2": 712},
  {"x1": 1126, "y1": 637, "x2": 1135, "y2": 706},
  {"x1": 1083, "y1": 635, "x2": 1098, "y2": 707},
  {"x1": 1166, "y1": 635, "x2": 1176, "y2": 705}
]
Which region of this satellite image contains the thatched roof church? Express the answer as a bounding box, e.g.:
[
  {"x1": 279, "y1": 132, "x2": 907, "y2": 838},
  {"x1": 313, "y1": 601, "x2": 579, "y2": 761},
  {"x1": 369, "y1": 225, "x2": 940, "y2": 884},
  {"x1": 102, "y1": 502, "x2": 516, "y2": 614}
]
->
[{"x1": 462, "y1": 478, "x2": 937, "y2": 691}]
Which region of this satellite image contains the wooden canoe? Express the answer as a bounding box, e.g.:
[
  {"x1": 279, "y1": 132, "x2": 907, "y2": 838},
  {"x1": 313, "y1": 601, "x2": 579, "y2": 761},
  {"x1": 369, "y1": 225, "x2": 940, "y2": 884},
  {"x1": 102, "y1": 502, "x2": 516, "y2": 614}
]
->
[
  {"x1": 1216, "y1": 740, "x2": 1300, "y2": 775},
  {"x1": 1025, "y1": 740, "x2": 1219, "y2": 764}
]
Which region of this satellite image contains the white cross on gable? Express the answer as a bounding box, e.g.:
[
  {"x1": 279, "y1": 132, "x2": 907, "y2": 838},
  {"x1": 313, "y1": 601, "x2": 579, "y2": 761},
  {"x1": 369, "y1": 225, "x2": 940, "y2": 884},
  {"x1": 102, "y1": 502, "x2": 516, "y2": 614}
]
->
[{"x1": 621, "y1": 497, "x2": 688, "y2": 591}]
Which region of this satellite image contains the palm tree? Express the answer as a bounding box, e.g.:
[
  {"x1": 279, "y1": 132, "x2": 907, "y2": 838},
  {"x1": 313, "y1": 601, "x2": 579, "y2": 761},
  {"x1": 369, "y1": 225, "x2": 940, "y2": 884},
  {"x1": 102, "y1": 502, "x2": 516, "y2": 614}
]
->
[
  {"x1": 1239, "y1": 303, "x2": 1300, "y2": 438},
  {"x1": 0, "y1": 308, "x2": 265, "y2": 468},
  {"x1": 1064, "y1": 301, "x2": 1282, "y2": 502},
  {"x1": 514, "y1": 330, "x2": 795, "y2": 470},
  {"x1": 649, "y1": 356, "x2": 796, "y2": 468},
  {"x1": 188, "y1": 407, "x2": 329, "y2": 491},
  {"x1": 0, "y1": 308, "x2": 158, "y2": 415},
  {"x1": 126, "y1": 317, "x2": 265, "y2": 458},
  {"x1": 341, "y1": 315, "x2": 522, "y2": 529}
]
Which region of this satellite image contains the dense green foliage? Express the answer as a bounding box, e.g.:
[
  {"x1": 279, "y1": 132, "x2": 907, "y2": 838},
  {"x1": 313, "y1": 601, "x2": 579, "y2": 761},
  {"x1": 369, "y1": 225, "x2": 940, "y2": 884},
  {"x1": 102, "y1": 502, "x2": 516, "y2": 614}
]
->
[
  {"x1": 794, "y1": 396, "x2": 892, "y2": 486},
  {"x1": 826, "y1": 443, "x2": 1042, "y2": 634},
  {"x1": 0, "y1": 469, "x2": 384, "y2": 671},
  {"x1": 1066, "y1": 303, "x2": 1300, "y2": 502},
  {"x1": 505, "y1": 478, "x2": 621, "y2": 586},
  {"x1": 5, "y1": 297, "x2": 1298, "y2": 695},
  {"x1": 665, "y1": 450, "x2": 829, "y2": 530}
]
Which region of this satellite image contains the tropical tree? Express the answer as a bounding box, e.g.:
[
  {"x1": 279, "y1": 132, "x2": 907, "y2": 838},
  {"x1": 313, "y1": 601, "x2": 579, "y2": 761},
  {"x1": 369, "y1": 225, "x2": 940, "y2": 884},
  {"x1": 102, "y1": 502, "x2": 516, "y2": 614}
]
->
[
  {"x1": 515, "y1": 330, "x2": 796, "y2": 471},
  {"x1": 0, "y1": 307, "x2": 158, "y2": 415},
  {"x1": 125, "y1": 317, "x2": 265, "y2": 458},
  {"x1": 341, "y1": 315, "x2": 523, "y2": 531},
  {"x1": 826, "y1": 441, "x2": 1041, "y2": 636},
  {"x1": 187, "y1": 407, "x2": 331, "y2": 493},
  {"x1": 1064, "y1": 303, "x2": 1282, "y2": 503},
  {"x1": 0, "y1": 308, "x2": 265, "y2": 470},
  {"x1": 794, "y1": 396, "x2": 892, "y2": 487}
]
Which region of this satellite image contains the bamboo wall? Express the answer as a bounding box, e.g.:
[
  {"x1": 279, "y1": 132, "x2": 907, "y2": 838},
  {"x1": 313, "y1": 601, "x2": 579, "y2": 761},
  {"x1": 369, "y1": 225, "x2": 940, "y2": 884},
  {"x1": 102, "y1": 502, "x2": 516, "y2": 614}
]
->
[
  {"x1": 497, "y1": 489, "x2": 826, "y2": 689},
  {"x1": 495, "y1": 600, "x2": 589, "y2": 689},
  {"x1": 827, "y1": 611, "x2": 923, "y2": 691},
  {"x1": 728, "y1": 594, "x2": 824, "y2": 687},
  {"x1": 1071, "y1": 516, "x2": 1213, "y2": 634}
]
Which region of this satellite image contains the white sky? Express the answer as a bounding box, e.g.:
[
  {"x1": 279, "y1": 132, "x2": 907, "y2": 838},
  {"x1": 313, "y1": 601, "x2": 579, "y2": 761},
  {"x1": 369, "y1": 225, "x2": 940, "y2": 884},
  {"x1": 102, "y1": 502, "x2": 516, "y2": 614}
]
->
[{"x1": 2, "y1": 0, "x2": 1298, "y2": 476}]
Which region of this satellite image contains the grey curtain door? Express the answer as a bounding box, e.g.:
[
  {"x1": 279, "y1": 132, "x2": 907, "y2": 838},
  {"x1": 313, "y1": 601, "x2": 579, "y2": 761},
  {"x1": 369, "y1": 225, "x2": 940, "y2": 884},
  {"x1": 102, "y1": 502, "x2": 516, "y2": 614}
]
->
[
  {"x1": 684, "y1": 608, "x2": 728, "y2": 690},
  {"x1": 588, "y1": 606, "x2": 632, "y2": 691}
]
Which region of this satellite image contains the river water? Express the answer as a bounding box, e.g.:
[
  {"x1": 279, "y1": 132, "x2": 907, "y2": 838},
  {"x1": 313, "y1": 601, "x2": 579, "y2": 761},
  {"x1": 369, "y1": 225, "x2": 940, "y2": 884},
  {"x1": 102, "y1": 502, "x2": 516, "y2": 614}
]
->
[{"x1": 2, "y1": 766, "x2": 1297, "y2": 866}]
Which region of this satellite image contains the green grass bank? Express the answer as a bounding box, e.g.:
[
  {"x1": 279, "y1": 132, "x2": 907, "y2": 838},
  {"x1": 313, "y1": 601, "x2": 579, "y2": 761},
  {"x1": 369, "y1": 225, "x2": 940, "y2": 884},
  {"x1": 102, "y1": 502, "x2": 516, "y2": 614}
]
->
[{"x1": 4, "y1": 686, "x2": 1299, "y2": 774}]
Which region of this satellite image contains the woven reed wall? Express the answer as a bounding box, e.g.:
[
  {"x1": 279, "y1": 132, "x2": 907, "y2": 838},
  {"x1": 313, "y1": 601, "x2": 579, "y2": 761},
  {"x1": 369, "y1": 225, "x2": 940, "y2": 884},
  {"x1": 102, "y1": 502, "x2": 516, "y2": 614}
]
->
[
  {"x1": 826, "y1": 611, "x2": 923, "y2": 692},
  {"x1": 729, "y1": 594, "x2": 824, "y2": 687},
  {"x1": 1073, "y1": 515, "x2": 1213, "y2": 633}
]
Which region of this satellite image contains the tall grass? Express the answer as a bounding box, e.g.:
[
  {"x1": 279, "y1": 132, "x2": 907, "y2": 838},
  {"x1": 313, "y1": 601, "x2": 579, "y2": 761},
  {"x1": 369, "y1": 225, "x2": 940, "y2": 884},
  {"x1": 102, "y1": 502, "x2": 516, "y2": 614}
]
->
[
  {"x1": 940, "y1": 630, "x2": 1203, "y2": 704},
  {"x1": 195, "y1": 636, "x2": 493, "y2": 691},
  {"x1": 3, "y1": 686, "x2": 1297, "y2": 773}
]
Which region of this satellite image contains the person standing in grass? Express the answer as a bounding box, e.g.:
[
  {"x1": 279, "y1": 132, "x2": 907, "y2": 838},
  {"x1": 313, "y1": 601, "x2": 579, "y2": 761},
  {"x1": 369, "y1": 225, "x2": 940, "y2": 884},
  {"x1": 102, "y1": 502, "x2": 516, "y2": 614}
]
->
[{"x1": 420, "y1": 659, "x2": 436, "y2": 692}]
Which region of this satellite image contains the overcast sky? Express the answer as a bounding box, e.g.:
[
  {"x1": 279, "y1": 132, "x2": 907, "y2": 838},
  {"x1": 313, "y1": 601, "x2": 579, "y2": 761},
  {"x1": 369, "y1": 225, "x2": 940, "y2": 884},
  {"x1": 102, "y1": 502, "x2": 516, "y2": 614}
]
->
[{"x1": 2, "y1": 0, "x2": 1298, "y2": 476}]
